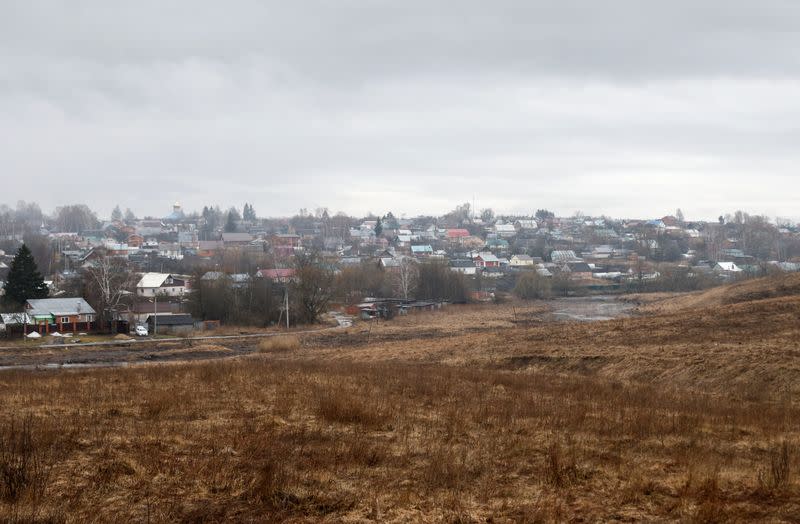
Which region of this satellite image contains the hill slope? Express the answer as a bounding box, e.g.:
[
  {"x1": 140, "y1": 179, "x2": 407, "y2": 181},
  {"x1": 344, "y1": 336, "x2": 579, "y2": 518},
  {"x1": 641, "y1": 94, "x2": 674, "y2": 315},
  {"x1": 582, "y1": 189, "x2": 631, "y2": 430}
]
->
[{"x1": 634, "y1": 271, "x2": 800, "y2": 313}]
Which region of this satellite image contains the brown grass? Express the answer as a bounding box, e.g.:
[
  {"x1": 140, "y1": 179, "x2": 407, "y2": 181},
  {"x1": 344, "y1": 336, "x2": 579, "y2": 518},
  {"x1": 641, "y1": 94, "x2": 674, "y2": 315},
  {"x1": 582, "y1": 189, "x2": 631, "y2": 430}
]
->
[
  {"x1": 633, "y1": 272, "x2": 800, "y2": 314},
  {"x1": 299, "y1": 293, "x2": 800, "y2": 398},
  {"x1": 258, "y1": 335, "x2": 300, "y2": 353},
  {"x1": 0, "y1": 278, "x2": 798, "y2": 520},
  {"x1": 0, "y1": 359, "x2": 796, "y2": 521}
]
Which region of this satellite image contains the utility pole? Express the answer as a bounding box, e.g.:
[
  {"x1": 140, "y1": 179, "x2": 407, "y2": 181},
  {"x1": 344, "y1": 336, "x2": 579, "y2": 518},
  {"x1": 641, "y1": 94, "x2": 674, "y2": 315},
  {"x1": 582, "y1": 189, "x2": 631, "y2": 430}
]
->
[
  {"x1": 285, "y1": 286, "x2": 289, "y2": 329},
  {"x1": 153, "y1": 294, "x2": 158, "y2": 336}
]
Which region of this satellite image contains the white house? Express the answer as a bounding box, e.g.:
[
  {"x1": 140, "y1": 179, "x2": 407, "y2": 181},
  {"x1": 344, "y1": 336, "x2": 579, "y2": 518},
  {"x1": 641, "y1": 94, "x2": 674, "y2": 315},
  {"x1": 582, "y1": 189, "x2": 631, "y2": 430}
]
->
[
  {"x1": 136, "y1": 273, "x2": 187, "y2": 297},
  {"x1": 449, "y1": 259, "x2": 477, "y2": 275},
  {"x1": 494, "y1": 224, "x2": 517, "y2": 238},
  {"x1": 514, "y1": 220, "x2": 538, "y2": 231},
  {"x1": 714, "y1": 262, "x2": 743, "y2": 273},
  {"x1": 550, "y1": 250, "x2": 581, "y2": 263},
  {"x1": 509, "y1": 254, "x2": 535, "y2": 268}
]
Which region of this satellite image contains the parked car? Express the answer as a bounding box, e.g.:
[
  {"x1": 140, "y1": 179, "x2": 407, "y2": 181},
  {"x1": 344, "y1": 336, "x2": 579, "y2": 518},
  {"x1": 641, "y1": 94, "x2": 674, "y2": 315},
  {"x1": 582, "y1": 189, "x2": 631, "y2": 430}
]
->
[{"x1": 134, "y1": 325, "x2": 149, "y2": 337}]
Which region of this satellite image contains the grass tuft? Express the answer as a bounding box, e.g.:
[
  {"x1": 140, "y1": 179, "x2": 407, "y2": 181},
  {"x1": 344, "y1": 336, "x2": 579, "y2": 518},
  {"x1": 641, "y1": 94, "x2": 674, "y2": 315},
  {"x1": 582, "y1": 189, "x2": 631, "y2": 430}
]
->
[{"x1": 258, "y1": 335, "x2": 301, "y2": 353}]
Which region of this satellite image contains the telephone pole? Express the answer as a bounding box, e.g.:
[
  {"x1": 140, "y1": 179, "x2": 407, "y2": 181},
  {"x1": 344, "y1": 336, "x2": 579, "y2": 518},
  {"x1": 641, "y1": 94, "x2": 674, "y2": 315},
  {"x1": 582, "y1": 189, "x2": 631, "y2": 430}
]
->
[{"x1": 285, "y1": 287, "x2": 289, "y2": 329}]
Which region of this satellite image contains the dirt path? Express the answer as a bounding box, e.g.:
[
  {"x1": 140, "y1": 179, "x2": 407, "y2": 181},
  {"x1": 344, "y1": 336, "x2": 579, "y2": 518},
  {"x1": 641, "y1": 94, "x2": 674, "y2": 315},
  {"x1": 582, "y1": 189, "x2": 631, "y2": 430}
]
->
[{"x1": 0, "y1": 328, "x2": 334, "y2": 370}]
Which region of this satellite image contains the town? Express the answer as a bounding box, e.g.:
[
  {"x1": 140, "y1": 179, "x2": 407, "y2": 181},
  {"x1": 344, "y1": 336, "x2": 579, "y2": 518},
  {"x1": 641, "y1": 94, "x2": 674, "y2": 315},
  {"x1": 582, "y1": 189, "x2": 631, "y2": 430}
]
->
[{"x1": 1, "y1": 200, "x2": 798, "y2": 338}]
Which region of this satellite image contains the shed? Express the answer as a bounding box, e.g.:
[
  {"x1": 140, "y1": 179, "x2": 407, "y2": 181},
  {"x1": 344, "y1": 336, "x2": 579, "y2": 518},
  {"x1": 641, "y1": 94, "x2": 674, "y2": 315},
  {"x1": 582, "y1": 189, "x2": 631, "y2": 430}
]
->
[{"x1": 146, "y1": 314, "x2": 194, "y2": 335}]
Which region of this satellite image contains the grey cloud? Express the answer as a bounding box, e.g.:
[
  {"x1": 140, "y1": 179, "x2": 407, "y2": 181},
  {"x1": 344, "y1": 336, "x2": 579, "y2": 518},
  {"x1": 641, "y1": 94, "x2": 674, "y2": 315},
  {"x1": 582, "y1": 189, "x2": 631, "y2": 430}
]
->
[{"x1": 1, "y1": 1, "x2": 799, "y2": 220}]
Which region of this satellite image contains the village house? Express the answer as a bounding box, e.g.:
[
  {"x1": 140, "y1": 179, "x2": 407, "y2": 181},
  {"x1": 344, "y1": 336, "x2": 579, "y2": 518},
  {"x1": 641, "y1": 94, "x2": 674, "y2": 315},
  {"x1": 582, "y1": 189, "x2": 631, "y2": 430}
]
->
[
  {"x1": 411, "y1": 245, "x2": 434, "y2": 257},
  {"x1": 127, "y1": 234, "x2": 144, "y2": 247},
  {"x1": 201, "y1": 271, "x2": 251, "y2": 288},
  {"x1": 380, "y1": 257, "x2": 402, "y2": 273},
  {"x1": 563, "y1": 262, "x2": 594, "y2": 280},
  {"x1": 350, "y1": 226, "x2": 376, "y2": 243},
  {"x1": 514, "y1": 219, "x2": 538, "y2": 231},
  {"x1": 474, "y1": 252, "x2": 500, "y2": 268},
  {"x1": 157, "y1": 242, "x2": 183, "y2": 260},
  {"x1": 221, "y1": 232, "x2": 254, "y2": 246},
  {"x1": 135, "y1": 220, "x2": 167, "y2": 237},
  {"x1": 256, "y1": 268, "x2": 298, "y2": 284},
  {"x1": 714, "y1": 261, "x2": 743, "y2": 274},
  {"x1": 550, "y1": 250, "x2": 581, "y2": 263},
  {"x1": 271, "y1": 234, "x2": 301, "y2": 256},
  {"x1": 136, "y1": 273, "x2": 187, "y2": 297},
  {"x1": 177, "y1": 231, "x2": 199, "y2": 248},
  {"x1": 24, "y1": 298, "x2": 96, "y2": 334},
  {"x1": 484, "y1": 236, "x2": 510, "y2": 251},
  {"x1": 493, "y1": 223, "x2": 517, "y2": 238},
  {"x1": 509, "y1": 254, "x2": 535, "y2": 268},
  {"x1": 449, "y1": 259, "x2": 477, "y2": 275},
  {"x1": 446, "y1": 229, "x2": 471, "y2": 244},
  {"x1": 197, "y1": 240, "x2": 224, "y2": 258}
]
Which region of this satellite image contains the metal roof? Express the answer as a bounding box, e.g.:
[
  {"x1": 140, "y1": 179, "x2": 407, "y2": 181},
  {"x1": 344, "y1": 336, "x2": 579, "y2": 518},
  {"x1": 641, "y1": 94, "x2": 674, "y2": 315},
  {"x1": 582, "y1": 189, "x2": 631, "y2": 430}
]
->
[
  {"x1": 221, "y1": 232, "x2": 254, "y2": 242},
  {"x1": 475, "y1": 252, "x2": 500, "y2": 263},
  {"x1": 26, "y1": 298, "x2": 96, "y2": 317},
  {"x1": 145, "y1": 314, "x2": 194, "y2": 326},
  {"x1": 1, "y1": 313, "x2": 32, "y2": 325},
  {"x1": 257, "y1": 268, "x2": 296, "y2": 279},
  {"x1": 136, "y1": 273, "x2": 172, "y2": 288}
]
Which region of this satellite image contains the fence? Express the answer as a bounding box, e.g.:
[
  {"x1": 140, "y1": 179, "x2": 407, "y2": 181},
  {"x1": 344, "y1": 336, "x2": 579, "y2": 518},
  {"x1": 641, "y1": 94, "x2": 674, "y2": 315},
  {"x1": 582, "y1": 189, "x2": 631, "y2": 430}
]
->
[{"x1": 1, "y1": 321, "x2": 99, "y2": 339}]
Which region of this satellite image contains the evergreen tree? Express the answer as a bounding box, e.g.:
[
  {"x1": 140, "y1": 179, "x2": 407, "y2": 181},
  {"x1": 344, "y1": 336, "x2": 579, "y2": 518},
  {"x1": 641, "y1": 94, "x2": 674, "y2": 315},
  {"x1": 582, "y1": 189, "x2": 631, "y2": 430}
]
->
[
  {"x1": 374, "y1": 217, "x2": 383, "y2": 237},
  {"x1": 242, "y1": 203, "x2": 257, "y2": 221},
  {"x1": 535, "y1": 209, "x2": 555, "y2": 221},
  {"x1": 384, "y1": 211, "x2": 399, "y2": 229},
  {"x1": 111, "y1": 205, "x2": 123, "y2": 221},
  {"x1": 3, "y1": 244, "x2": 48, "y2": 306},
  {"x1": 225, "y1": 211, "x2": 238, "y2": 233}
]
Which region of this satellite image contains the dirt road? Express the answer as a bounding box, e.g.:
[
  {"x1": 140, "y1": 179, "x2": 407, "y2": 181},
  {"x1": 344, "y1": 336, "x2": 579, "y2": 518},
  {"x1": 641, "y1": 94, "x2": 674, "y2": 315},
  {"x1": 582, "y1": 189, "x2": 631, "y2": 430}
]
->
[{"x1": 0, "y1": 296, "x2": 633, "y2": 370}]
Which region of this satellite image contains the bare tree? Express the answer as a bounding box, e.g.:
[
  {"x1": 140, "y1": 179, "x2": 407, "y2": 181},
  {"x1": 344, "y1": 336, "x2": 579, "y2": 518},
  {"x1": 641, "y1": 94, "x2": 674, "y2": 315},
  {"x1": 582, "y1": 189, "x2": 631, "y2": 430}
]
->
[
  {"x1": 394, "y1": 257, "x2": 419, "y2": 300},
  {"x1": 291, "y1": 252, "x2": 334, "y2": 324},
  {"x1": 83, "y1": 253, "x2": 136, "y2": 328},
  {"x1": 53, "y1": 204, "x2": 98, "y2": 233}
]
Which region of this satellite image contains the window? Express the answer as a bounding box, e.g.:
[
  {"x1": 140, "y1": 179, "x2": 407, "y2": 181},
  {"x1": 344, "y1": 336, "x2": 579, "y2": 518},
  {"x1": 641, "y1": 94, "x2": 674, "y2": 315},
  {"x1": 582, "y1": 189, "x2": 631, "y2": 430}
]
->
[{"x1": 60, "y1": 316, "x2": 70, "y2": 324}]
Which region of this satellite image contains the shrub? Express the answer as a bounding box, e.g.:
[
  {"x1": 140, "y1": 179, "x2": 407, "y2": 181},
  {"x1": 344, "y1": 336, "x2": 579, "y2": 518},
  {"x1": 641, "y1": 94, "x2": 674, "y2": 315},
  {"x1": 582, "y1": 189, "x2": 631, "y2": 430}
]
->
[
  {"x1": 513, "y1": 271, "x2": 551, "y2": 300},
  {"x1": 315, "y1": 386, "x2": 389, "y2": 428}
]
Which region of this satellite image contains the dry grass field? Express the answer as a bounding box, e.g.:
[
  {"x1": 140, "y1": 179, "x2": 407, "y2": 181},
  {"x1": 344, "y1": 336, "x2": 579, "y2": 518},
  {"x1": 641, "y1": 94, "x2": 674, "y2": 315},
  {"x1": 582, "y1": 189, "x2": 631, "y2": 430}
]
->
[
  {"x1": 628, "y1": 272, "x2": 800, "y2": 314},
  {"x1": 1, "y1": 275, "x2": 799, "y2": 522}
]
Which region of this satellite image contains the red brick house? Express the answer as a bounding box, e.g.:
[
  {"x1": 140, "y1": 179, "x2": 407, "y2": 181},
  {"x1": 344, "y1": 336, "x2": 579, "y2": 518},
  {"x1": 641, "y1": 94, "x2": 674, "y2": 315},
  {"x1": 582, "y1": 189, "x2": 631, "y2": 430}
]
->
[
  {"x1": 25, "y1": 298, "x2": 97, "y2": 334},
  {"x1": 474, "y1": 252, "x2": 500, "y2": 268}
]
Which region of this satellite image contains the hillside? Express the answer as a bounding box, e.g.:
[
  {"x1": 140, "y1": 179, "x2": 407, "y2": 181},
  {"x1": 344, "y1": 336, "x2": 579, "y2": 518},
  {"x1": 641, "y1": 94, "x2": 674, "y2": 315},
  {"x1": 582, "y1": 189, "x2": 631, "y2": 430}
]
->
[
  {"x1": 632, "y1": 272, "x2": 800, "y2": 314},
  {"x1": 300, "y1": 293, "x2": 800, "y2": 397},
  {"x1": 1, "y1": 291, "x2": 799, "y2": 521}
]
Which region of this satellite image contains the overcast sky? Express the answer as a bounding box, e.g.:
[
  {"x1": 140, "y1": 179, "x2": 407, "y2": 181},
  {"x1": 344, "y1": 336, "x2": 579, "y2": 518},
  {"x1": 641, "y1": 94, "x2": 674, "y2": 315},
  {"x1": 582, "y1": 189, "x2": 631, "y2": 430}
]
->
[{"x1": 2, "y1": 1, "x2": 799, "y2": 221}]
